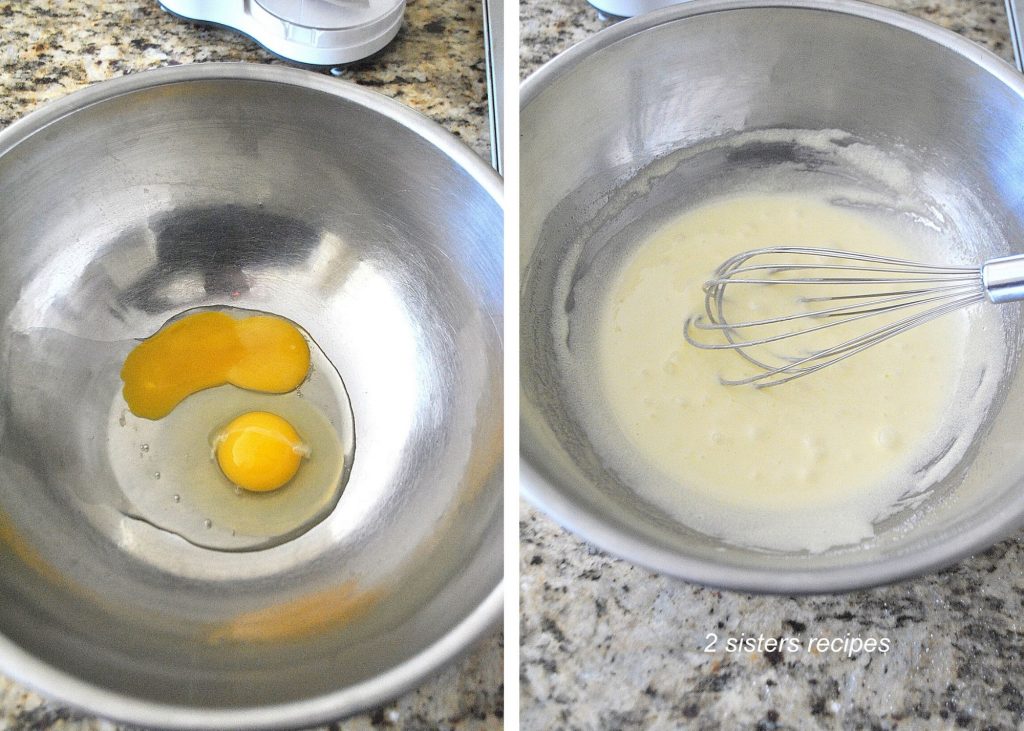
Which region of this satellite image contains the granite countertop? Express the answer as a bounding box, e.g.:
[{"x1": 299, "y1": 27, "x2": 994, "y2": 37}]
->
[
  {"x1": 520, "y1": 1, "x2": 1024, "y2": 728},
  {"x1": 0, "y1": 2, "x2": 501, "y2": 730}
]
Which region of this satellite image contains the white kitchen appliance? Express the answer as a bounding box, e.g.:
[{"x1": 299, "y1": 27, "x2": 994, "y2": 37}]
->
[{"x1": 160, "y1": 0, "x2": 405, "y2": 64}]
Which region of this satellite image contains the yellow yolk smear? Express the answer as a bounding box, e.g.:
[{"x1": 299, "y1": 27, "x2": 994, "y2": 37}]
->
[
  {"x1": 120, "y1": 311, "x2": 310, "y2": 420},
  {"x1": 214, "y1": 411, "x2": 310, "y2": 492},
  {"x1": 207, "y1": 580, "x2": 381, "y2": 643}
]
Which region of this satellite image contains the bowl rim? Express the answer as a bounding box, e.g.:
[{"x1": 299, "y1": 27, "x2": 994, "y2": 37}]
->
[
  {"x1": 0, "y1": 62, "x2": 503, "y2": 728},
  {"x1": 1, "y1": 586, "x2": 503, "y2": 729},
  {"x1": 519, "y1": 0, "x2": 1024, "y2": 594},
  {"x1": 0, "y1": 62, "x2": 503, "y2": 206}
]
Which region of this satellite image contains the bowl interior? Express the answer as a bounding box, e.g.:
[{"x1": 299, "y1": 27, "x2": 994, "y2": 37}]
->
[
  {"x1": 521, "y1": 2, "x2": 1024, "y2": 591},
  {"x1": 0, "y1": 67, "x2": 502, "y2": 719}
]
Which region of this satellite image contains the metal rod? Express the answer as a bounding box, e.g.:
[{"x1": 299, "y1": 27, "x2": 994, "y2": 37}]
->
[{"x1": 1006, "y1": 0, "x2": 1024, "y2": 73}]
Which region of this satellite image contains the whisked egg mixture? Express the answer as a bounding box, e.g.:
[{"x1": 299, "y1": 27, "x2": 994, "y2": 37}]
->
[{"x1": 574, "y1": 193, "x2": 1003, "y2": 552}]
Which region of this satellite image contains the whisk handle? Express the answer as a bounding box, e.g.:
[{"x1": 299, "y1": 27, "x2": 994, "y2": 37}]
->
[{"x1": 982, "y1": 254, "x2": 1024, "y2": 304}]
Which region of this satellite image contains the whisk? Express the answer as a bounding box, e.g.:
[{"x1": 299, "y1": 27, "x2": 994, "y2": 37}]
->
[{"x1": 683, "y1": 247, "x2": 1024, "y2": 387}]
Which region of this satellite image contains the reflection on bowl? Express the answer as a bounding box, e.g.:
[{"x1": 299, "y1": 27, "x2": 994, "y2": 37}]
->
[
  {"x1": 521, "y1": 0, "x2": 1024, "y2": 594},
  {"x1": 0, "y1": 63, "x2": 502, "y2": 727}
]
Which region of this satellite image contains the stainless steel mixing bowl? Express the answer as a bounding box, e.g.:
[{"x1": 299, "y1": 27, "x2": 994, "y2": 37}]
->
[
  {"x1": 521, "y1": 0, "x2": 1024, "y2": 593},
  {"x1": 0, "y1": 64, "x2": 502, "y2": 727}
]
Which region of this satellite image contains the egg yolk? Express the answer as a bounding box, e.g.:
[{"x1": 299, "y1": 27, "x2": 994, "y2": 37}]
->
[
  {"x1": 121, "y1": 311, "x2": 310, "y2": 420},
  {"x1": 214, "y1": 412, "x2": 310, "y2": 492}
]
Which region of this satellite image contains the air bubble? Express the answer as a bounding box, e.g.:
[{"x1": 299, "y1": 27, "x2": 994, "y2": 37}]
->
[
  {"x1": 876, "y1": 427, "x2": 899, "y2": 449},
  {"x1": 204, "y1": 519, "x2": 212, "y2": 529}
]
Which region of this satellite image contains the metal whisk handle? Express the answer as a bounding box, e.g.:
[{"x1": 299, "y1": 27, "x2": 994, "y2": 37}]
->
[{"x1": 982, "y1": 254, "x2": 1024, "y2": 304}]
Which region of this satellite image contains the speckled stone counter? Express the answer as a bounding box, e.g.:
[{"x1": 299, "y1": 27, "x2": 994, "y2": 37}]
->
[
  {"x1": 0, "y1": 1, "x2": 491, "y2": 159},
  {"x1": 520, "y1": 1, "x2": 1024, "y2": 728},
  {"x1": 0, "y1": 2, "x2": 500, "y2": 730}
]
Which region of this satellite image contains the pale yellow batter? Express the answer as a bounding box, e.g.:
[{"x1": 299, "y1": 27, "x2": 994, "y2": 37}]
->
[{"x1": 595, "y1": 194, "x2": 998, "y2": 551}]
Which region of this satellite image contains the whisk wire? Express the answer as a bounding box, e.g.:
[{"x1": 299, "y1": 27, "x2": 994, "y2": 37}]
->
[
  {"x1": 710, "y1": 246, "x2": 978, "y2": 271},
  {"x1": 689, "y1": 282, "x2": 984, "y2": 335},
  {"x1": 684, "y1": 246, "x2": 994, "y2": 387},
  {"x1": 709, "y1": 291, "x2": 986, "y2": 387}
]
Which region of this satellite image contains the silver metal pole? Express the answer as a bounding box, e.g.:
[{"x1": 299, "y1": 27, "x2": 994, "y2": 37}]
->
[{"x1": 1006, "y1": 0, "x2": 1024, "y2": 72}]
